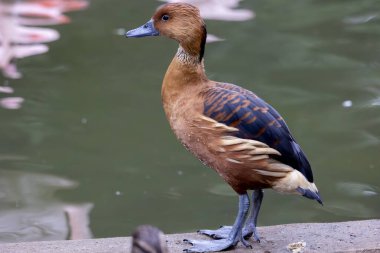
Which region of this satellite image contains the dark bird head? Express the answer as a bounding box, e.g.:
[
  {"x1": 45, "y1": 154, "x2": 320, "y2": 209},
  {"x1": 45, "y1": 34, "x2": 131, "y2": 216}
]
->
[{"x1": 131, "y1": 225, "x2": 168, "y2": 253}]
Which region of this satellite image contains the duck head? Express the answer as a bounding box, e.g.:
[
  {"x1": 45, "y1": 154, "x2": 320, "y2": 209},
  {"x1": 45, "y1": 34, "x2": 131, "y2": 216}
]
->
[{"x1": 126, "y1": 3, "x2": 207, "y2": 61}]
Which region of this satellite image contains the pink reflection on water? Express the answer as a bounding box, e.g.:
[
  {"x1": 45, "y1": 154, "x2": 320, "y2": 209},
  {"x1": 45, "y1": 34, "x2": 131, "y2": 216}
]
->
[
  {"x1": 0, "y1": 86, "x2": 14, "y2": 93},
  {"x1": 0, "y1": 97, "x2": 24, "y2": 109},
  {"x1": 0, "y1": 0, "x2": 89, "y2": 110},
  {"x1": 0, "y1": 0, "x2": 89, "y2": 80}
]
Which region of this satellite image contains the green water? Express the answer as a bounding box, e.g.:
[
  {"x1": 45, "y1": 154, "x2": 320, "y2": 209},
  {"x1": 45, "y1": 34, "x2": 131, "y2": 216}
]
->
[{"x1": 0, "y1": 0, "x2": 379, "y2": 242}]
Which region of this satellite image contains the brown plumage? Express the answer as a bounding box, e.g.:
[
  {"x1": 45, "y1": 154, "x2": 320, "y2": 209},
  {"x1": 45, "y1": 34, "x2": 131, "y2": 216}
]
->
[
  {"x1": 153, "y1": 4, "x2": 207, "y2": 60},
  {"x1": 126, "y1": 3, "x2": 321, "y2": 252}
]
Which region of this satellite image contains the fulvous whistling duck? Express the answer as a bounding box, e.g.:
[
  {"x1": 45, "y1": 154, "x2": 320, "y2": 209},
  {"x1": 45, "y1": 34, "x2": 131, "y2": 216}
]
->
[
  {"x1": 131, "y1": 225, "x2": 168, "y2": 253},
  {"x1": 126, "y1": 3, "x2": 322, "y2": 252}
]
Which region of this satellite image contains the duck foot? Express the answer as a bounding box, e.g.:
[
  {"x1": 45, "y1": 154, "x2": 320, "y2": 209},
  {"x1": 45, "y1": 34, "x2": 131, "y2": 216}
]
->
[
  {"x1": 185, "y1": 193, "x2": 251, "y2": 252},
  {"x1": 198, "y1": 225, "x2": 260, "y2": 242},
  {"x1": 183, "y1": 237, "x2": 251, "y2": 253},
  {"x1": 199, "y1": 190, "x2": 264, "y2": 243},
  {"x1": 245, "y1": 223, "x2": 261, "y2": 242}
]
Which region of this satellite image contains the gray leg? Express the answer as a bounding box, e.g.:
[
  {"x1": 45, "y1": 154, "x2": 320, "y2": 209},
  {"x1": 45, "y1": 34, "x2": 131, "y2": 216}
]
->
[
  {"x1": 199, "y1": 190, "x2": 264, "y2": 242},
  {"x1": 184, "y1": 193, "x2": 251, "y2": 252},
  {"x1": 244, "y1": 189, "x2": 263, "y2": 242}
]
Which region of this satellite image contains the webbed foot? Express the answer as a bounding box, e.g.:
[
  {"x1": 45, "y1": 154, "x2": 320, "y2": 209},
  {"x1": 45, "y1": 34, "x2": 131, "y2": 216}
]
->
[
  {"x1": 183, "y1": 237, "x2": 251, "y2": 253},
  {"x1": 198, "y1": 225, "x2": 260, "y2": 242},
  {"x1": 185, "y1": 194, "x2": 251, "y2": 252},
  {"x1": 198, "y1": 226, "x2": 231, "y2": 239},
  {"x1": 198, "y1": 190, "x2": 264, "y2": 244},
  {"x1": 244, "y1": 223, "x2": 261, "y2": 242}
]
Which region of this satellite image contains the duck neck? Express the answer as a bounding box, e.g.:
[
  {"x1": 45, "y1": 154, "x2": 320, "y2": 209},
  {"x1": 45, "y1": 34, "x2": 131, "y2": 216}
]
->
[
  {"x1": 163, "y1": 46, "x2": 208, "y2": 89},
  {"x1": 161, "y1": 26, "x2": 208, "y2": 112},
  {"x1": 161, "y1": 45, "x2": 208, "y2": 115},
  {"x1": 179, "y1": 25, "x2": 207, "y2": 63},
  {"x1": 175, "y1": 46, "x2": 203, "y2": 66}
]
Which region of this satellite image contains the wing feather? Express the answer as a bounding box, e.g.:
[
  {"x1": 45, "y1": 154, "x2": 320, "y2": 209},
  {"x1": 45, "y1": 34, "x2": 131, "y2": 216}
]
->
[{"x1": 203, "y1": 82, "x2": 314, "y2": 182}]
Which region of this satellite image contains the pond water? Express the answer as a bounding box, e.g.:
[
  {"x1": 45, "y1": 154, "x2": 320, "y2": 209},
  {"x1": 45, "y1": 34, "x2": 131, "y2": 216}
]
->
[{"x1": 0, "y1": 0, "x2": 379, "y2": 242}]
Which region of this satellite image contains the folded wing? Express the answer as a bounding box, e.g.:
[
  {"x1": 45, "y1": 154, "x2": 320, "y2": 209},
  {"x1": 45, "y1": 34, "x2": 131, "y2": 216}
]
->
[{"x1": 202, "y1": 82, "x2": 314, "y2": 182}]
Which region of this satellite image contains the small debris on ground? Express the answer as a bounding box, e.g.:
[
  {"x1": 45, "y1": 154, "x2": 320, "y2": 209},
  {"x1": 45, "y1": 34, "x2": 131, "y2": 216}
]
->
[{"x1": 287, "y1": 241, "x2": 306, "y2": 253}]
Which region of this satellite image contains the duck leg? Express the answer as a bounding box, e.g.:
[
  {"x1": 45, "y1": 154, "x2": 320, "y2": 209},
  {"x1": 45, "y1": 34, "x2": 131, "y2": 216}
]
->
[
  {"x1": 184, "y1": 193, "x2": 251, "y2": 252},
  {"x1": 243, "y1": 189, "x2": 263, "y2": 242},
  {"x1": 198, "y1": 190, "x2": 263, "y2": 242}
]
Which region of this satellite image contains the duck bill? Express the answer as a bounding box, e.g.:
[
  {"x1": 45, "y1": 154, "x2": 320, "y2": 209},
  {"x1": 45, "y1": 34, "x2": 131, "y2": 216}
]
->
[{"x1": 125, "y1": 19, "x2": 159, "y2": 38}]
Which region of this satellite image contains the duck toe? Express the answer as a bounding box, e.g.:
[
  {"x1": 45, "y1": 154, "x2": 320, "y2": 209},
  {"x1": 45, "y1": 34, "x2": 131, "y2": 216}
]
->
[
  {"x1": 183, "y1": 238, "x2": 237, "y2": 252},
  {"x1": 197, "y1": 226, "x2": 232, "y2": 239}
]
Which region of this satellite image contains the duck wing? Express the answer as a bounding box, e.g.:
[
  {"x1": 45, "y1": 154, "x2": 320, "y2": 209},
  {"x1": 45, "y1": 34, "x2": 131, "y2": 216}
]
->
[{"x1": 202, "y1": 82, "x2": 314, "y2": 182}]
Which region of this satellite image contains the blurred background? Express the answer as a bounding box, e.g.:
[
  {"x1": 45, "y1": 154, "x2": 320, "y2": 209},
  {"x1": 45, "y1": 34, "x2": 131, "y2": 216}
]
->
[{"x1": 0, "y1": 0, "x2": 379, "y2": 243}]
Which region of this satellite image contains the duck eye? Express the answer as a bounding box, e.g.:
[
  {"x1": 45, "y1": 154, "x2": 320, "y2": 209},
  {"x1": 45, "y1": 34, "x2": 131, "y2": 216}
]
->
[{"x1": 162, "y1": 15, "x2": 170, "y2": 21}]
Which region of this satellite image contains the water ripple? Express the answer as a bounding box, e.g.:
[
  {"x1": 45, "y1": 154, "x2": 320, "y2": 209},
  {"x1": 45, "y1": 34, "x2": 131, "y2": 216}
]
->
[
  {"x1": 208, "y1": 183, "x2": 235, "y2": 197},
  {"x1": 343, "y1": 13, "x2": 378, "y2": 25},
  {"x1": 337, "y1": 182, "x2": 378, "y2": 197},
  {"x1": 0, "y1": 169, "x2": 93, "y2": 242}
]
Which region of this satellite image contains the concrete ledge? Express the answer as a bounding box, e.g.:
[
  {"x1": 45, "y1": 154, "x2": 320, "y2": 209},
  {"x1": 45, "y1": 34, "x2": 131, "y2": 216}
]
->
[{"x1": 0, "y1": 220, "x2": 379, "y2": 253}]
